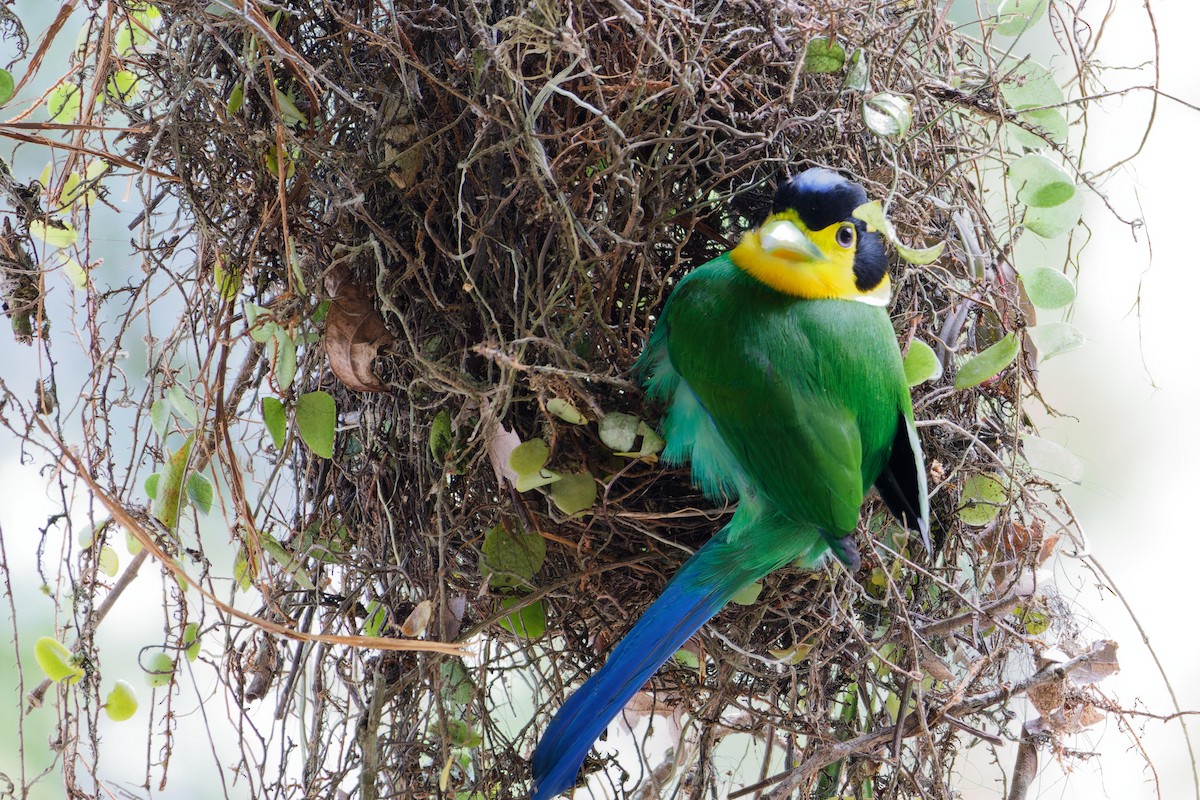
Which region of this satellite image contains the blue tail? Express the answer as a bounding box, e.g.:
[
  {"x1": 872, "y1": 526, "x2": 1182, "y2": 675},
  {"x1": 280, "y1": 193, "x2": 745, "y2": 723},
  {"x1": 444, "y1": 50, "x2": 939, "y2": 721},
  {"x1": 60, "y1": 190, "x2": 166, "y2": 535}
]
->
[{"x1": 530, "y1": 509, "x2": 828, "y2": 799}]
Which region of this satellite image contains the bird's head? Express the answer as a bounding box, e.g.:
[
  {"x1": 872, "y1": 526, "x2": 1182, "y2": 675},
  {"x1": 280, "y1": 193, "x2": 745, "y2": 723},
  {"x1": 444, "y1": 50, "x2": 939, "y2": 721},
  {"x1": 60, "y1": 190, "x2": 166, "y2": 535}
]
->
[{"x1": 730, "y1": 168, "x2": 890, "y2": 305}]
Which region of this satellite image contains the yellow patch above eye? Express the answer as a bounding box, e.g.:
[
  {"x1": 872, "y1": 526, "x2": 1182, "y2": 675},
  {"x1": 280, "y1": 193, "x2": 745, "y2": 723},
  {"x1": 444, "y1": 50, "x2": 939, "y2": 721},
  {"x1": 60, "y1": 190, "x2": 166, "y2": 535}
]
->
[{"x1": 730, "y1": 212, "x2": 890, "y2": 304}]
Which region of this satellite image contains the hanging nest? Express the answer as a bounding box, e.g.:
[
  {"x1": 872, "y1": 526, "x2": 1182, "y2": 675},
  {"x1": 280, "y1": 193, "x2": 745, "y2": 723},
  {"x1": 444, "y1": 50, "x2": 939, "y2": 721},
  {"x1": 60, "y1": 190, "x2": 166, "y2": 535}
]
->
[{"x1": 2, "y1": 0, "x2": 1139, "y2": 798}]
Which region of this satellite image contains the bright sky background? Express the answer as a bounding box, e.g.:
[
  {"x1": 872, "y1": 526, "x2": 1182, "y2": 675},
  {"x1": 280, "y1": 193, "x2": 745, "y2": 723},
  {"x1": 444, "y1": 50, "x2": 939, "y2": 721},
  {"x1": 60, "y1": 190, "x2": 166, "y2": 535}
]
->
[{"x1": 2, "y1": 1, "x2": 1199, "y2": 799}]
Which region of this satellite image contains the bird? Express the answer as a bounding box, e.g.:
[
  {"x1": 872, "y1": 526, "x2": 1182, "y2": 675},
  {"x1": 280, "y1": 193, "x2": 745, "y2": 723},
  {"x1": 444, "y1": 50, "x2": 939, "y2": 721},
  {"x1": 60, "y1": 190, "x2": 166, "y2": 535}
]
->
[{"x1": 529, "y1": 167, "x2": 930, "y2": 800}]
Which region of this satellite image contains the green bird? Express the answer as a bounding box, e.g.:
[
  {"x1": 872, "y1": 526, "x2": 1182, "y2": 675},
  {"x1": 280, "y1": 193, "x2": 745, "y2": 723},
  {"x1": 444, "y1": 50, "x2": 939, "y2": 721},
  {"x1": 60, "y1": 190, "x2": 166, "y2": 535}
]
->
[{"x1": 531, "y1": 168, "x2": 930, "y2": 799}]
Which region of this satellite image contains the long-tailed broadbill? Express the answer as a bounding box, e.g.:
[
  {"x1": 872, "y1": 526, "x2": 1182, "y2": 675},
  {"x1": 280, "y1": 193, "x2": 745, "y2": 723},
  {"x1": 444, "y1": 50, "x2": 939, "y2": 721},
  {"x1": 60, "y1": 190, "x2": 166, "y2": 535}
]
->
[{"x1": 530, "y1": 168, "x2": 931, "y2": 799}]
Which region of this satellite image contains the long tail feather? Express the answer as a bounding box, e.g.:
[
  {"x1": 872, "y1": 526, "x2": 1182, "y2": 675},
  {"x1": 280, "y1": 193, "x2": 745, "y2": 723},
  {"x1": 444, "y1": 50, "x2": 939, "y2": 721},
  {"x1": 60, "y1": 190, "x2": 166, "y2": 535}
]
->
[{"x1": 531, "y1": 513, "x2": 826, "y2": 799}]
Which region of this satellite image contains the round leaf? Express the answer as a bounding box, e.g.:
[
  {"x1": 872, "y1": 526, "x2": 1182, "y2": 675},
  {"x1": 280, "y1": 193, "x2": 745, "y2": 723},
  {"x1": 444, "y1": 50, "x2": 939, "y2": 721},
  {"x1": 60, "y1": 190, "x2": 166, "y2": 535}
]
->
[
  {"x1": 954, "y1": 333, "x2": 1018, "y2": 389},
  {"x1": 144, "y1": 653, "x2": 175, "y2": 688},
  {"x1": 498, "y1": 597, "x2": 546, "y2": 638},
  {"x1": 903, "y1": 340, "x2": 943, "y2": 386},
  {"x1": 1008, "y1": 108, "x2": 1068, "y2": 150},
  {"x1": 550, "y1": 471, "x2": 597, "y2": 515},
  {"x1": 480, "y1": 524, "x2": 546, "y2": 588},
  {"x1": 0, "y1": 68, "x2": 14, "y2": 106},
  {"x1": 104, "y1": 680, "x2": 138, "y2": 721},
  {"x1": 1022, "y1": 434, "x2": 1084, "y2": 484},
  {"x1": 730, "y1": 582, "x2": 763, "y2": 606},
  {"x1": 183, "y1": 622, "x2": 201, "y2": 662},
  {"x1": 993, "y1": 0, "x2": 1049, "y2": 37},
  {"x1": 1027, "y1": 322, "x2": 1085, "y2": 360},
  {"x1": 509, "y1": 439, "x2": 550, "y2": 476},
  {"x1": 1021, "y1": 266, "x2": 1076, "y2": 310},
  {"x1": 98, "y1": 545, "x2": 119, "y2": 577},
  {"x1": 105, "y1": 69, "x2": 139, "y2": 104},
  {"x1": 34, "y1": 637, "x2": 84, "y2": 684},
  {"x1": 47, "y1": 84, "x2": 81, "y2": 122},
  {"x1": 958, "y1": 474, "x2": 1008, "y2": 526},
  {"x1": 599, "y1": 412, "x2": 640, "y2": 452},
  {"x1": 186, "y1": 473, "x2": 214, "y2": 515},
  {"x1": 803, "y1": 39, "x2": 845, "y2": 73},
  {"x1": 1024, "y1": 192, "x2": 1083, "y2": 239},
  {"x1": 1008, "y1": 154, "x2": 1075, "y2": 208},
  {"x1": 864, "y1": 92, "x2": 912, "y2": 139},
  {"x1": 296, "y1": 390, "x2": 336, "y2": 459},
  {"x1": 1000, "y1": 60, "x2": 1064, "y2": 110}
]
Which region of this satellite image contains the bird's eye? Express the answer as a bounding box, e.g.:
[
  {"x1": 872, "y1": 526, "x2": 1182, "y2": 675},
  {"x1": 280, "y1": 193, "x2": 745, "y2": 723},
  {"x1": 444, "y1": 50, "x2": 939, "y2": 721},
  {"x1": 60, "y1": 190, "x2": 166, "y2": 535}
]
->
[{"x1": 836, "y1": 224, "x2": 856, "y2": 248}]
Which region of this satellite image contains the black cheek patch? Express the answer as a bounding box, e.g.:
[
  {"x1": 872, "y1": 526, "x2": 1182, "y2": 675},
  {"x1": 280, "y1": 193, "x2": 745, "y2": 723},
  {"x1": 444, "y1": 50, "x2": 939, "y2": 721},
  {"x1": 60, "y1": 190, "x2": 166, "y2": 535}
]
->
[{"x1": 852, "y1": 227, "x2": 888, "y2": 292}]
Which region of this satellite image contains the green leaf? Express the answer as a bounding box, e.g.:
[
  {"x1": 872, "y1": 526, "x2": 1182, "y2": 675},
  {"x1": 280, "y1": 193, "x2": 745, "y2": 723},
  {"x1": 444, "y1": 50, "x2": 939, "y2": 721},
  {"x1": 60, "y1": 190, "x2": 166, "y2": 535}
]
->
[
  {"x1": 730, "y1": 582, "x2": 763, "y2": 606},
  {"x1": 441, "y1": 659, "x2": 476, "y2": 706},
  {"x1": 98, "y1": 545, "x2": 119, "y2": 577},
  {"x1": 510, "y1": 439, "x2": 560, "y2": 490},
  {"x1": 186, "y1": 473, "x2": 214, "y2": 515},
  {"x1": 445, "y1": 718, "x2": 483, "y2": 749},
  {"x1": 262, "y1": 397, "x2": 287, "y2": 449},
  {"x1": 852, "y1": 201, "x2": 945, "y2": 265},
  {"x1": 768, "y1": 641, "x2": 813, "y2": 666},
  {"x1": 34, "y1": 637, "x2": 84, "y2": 684},
  {"x1": 233, "y1": 548, "x2": 254, "y2": 591},
  {"x1": 363, "y1": 601, "x2": 387, "y2": 637},
  {"x1": 844, "y1": 49, "x2": 869, "y2": 92},
  {"x1": 672, "y1": 648, "x2": 700, "y2": 670},
  {"x1": 150, "y1": 398, "x2": 172, "y2": 437},
  {"x1": 272, "y1": 329, "x2": 297, "y2": 392},
  {"x1": 550, "y1": 471, "x2": 597, "y2": 515},
  {"x1": 480, "y1": 524, "x2": 546, "y2": 588},
  {"x1": 245, "y1": 302, "x2": 275, "y2": 342},
  {"x1": 954, "y1": 333, "x2": 1018, "y2": 389},
  {"x1": 183, "y1": 622, "x2": 201, "y2": 662},
  {"x1": 29, "y1": 219, "x2": 78, "y2": 248},
  {"x1": 863, "y1": 93, "x2": 912, "y2": 139},
  {"x1": 105, "y1": 69, "x2": 139, "y2": 103},
  {"x1": 1009, "y1": 108, "x2": 1068, "y2": 150},
  {"x1": 296, "y1": 390, "x2": 336, "y2": 458},
  {"x1": 803, "y1": 39, "x2": 845, "y2": 73},
  {"x1": 1024, "y1": 192, "x2": 1083, "y2": 239},
  {"x1": 226, "y1": 82, "x2": 244, "y2": 116},
  {"x1": 598, "y1": 412, "x2": 639, "y2": 452},
  {"x1": 958, "y1": 474, "x2": 1008, "y2": 526},
  {"x1": 47, "y1": 84, "x2": 81, "y2": 122},
  {"x1": 166, "y1": 385, "x2": 198, "y2": 425},
  {"x1": 546, "y1": 398, "x2": 587, "y2": 425},
  {"x1": 903, "y1": 340, "x2": 943, "y2": 386},
  {"x1": 144, "y1": 653, "x2": 175, "y2": 688},
  {"x1": 1027, "y1": 322, "x2": 1085, "y2": 360},
  {"x1": 1000, "y1": 60, "x2": 1064, "y2": 112},
  {"x1": 115, "y1": 21, "x2": 151, "y2": 54},
  {"x1": 1021, "y1": 266, "x2": 1076, "y2": 310},
  {"x1": 152, "y1": 434, "x2": 194, "y2": 530},
  {"x1": 261, "y1": 534, "x2": 316, "y2": 590},
  {"x1": 1021, "y1": 434, "x2": 1084, "y2": 484},
  {"x1": 497, "y1": 597, "x2": 546, "y2": 638},
  {"x1": 430, "y1": 408, "x2": 454, "y2": 462},
  {"x1": 60, "y1": 257, "x2": 88, "y2": 289},
  {"x1": 509, "y1": 439, "x2": 550, "y2": 475},
  {"x1": 993, "y1": 0, "x2": 1048, "y2": 36},
  {"x1": 0, "y1": 68, "x2": 14, "y2": 106},
  {"x1": 1008, "y1": 154, "x2": 1075, "y2": 208},
  {"x1": 214, "y1": 260, "x2": 241, "y2": 300},
  {"x1": 104, "y1": 680, "x2": 138, "y2": 721}
]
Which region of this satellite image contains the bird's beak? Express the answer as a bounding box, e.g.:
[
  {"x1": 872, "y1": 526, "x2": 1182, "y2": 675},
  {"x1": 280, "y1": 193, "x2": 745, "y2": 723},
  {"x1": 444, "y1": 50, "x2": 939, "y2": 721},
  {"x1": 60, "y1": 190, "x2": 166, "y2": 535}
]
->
[{"x1": 757, "y1": 219, "x2": 826, "y2": 262}]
